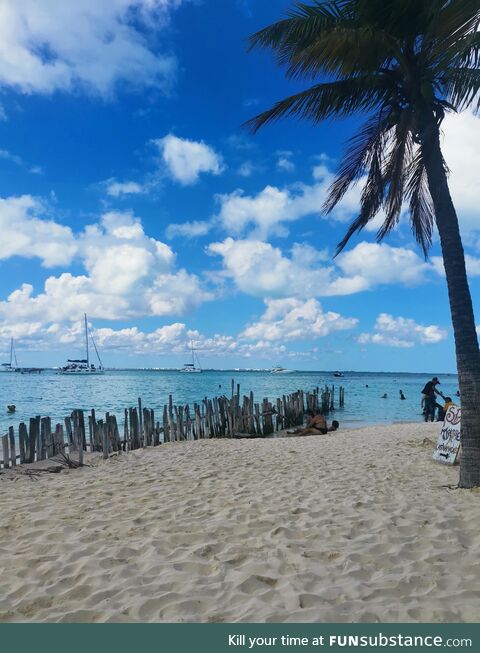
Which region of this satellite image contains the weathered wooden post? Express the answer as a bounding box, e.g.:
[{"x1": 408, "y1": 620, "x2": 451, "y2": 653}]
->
[
  {"x1": 19, "y1": 422, "x2": 27, "y2": 464},
  {"x1": 1, "y1": 434, "x2": 9, "y2": 469},
  {"x1": 8, "y1": 426, "x2": 16, "y2": 467}
]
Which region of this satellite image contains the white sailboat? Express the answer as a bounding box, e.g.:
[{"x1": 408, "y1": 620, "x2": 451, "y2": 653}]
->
[
  {"x1": 59, "y1": 314, "x2": 105, "y2": 375},
  {"x1": 180, "y1": 341, "x2": 202, "y2": 373},
  {"x1": 0, "y1": 338, "x2": 18, "y2": 372}
]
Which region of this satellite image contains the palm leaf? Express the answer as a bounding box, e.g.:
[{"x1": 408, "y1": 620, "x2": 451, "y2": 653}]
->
[
  {"x1": 323, "y1": 110, "x2": 392, "y2": 210},
  {"x1": 335, "y1": 135, "x2": 386, "y2": 254},
  {"x1": 405, "y1": 150, "x2": 435, "y2": 257},
  {"x1": 376, "y1": 112, "x2": 414, "y2": 241},
  {"x1": 442, "y1": 66, "x2": 480, "y2": 111},
  {"x1": 244, "y1": 76, "x2": 388, "y2": 133}
]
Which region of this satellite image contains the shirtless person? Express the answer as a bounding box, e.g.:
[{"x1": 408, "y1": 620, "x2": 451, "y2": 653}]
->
[{"x1": 287, "y1": 410, "x2": 339, "y2": 436}]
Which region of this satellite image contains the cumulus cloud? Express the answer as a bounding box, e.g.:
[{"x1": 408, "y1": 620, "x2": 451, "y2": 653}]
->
[
  {"x1": 0, "y1": 206, "x2": 213, "y2": 322},
  {"x1": 208, "y1": 238, "x2": 334, "y2": 297},
  {"x1": 336, "y1": 242, "x2": 431, "y2": 286},
  {"x1": 241, "y1": 298, "x2": 357, "y2": 342},
  {"x1": 358, "y1": 313, "x2": 448, "y2": 348},
  {"x1": 441, "y1": 110, "x2": 480, "y2": 235},
  {"x1": 215, "y1": 162, "x2": 378, "y2": 239},
  {"x1": 155, "y1": 134, "x2": 224, "y2": 185},
  {"x1": 166, "y1": 220, "x2": 212, "y2": 239},
  {"x1": 0, "y1": 314, "x2": 311, "y2": 362},
  {"x1": 105, "y1": 179, "x2": 145, "y2": 197},
  {"x1": 276, "y1": 151, "x2": 295, "y2": 173},
  {"x1": 208, "y1": 238, "x2": 432, "y2": 299},
  {"x1": 0, "y1": 195, "x2": 77, "y2": 266},
  {"x1": 237, "y1": 161, "x2": 255, "y2": 177},
  {"x1": 0, "y1": 0, "x2": 185, "y2": 96}
]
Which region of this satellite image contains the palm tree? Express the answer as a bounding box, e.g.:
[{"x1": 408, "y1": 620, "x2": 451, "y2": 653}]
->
[{"x1": 247, "y1": 0, "x2": 480, "y2": 487}]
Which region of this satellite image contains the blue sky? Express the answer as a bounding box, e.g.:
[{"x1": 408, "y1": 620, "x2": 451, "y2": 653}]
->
[{"x1": 0, "y1": 0, "x2": 479, "y2": 372}]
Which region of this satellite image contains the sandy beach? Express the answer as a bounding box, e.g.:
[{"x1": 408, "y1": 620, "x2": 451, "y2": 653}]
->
[{"x1": 1, "y1": 422, "x2": 478, "y2": 623}]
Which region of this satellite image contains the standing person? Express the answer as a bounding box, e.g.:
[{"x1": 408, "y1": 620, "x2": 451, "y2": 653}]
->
[
  {"x1": 399, "y1": 390, "x2": 406, "y2": 400},
  {"x1": 421, "y1": 377, "x2": 444, "y2": 422}
]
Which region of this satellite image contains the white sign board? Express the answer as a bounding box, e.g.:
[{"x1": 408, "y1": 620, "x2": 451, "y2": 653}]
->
[{"x1": 433, "y1": 404, "x2": 461, "y2": 465}]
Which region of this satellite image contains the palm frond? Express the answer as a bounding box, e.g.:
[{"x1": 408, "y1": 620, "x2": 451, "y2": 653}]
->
[
  {"x1": 428, "y1": 0, "x2": 480, "y2": 45},
  {"x1": 285, "y1": 27, "x2": 398, "y2": 79},
  {"x1": 335, "y1": 137, "x2": 386, "y2": 255},
  {"x1": 323, "y1": 110, "x2": 391, "y2": 211},
  {"x1": 437, "y1": 33, "x2": 480, "y2": 75},
  {"x1": 244, "y1": 77, "x2": 388, "y2": 133},
  {"x1": 404, "y1": 150, "x2": 435, "y2": 257},
  {"x1": 442, "y1": 66, "x2": 480, "y2": 111},
  {"x1": 376, "y1": 113, "x2": 414, "y2": 241},
  {"x1": 248, "y1": 2, "x2": 350, "y2": 55}
]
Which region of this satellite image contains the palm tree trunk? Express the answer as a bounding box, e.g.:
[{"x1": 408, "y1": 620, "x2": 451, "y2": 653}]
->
[{"x1": 420, "y1": 116, "x2": 480, "y2": 488}]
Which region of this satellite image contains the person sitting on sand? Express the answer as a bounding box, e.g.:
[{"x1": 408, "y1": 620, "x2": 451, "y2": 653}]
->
[
  {"x1": 287, "y1": 410, "x2": 338, "y2": 436},
  {"x1": 437, "y1": 396, "x2": 455, "y2": 422}
]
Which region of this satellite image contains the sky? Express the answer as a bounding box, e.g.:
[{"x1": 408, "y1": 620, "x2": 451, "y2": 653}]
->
[{"x1": 0, "y1": 0, "x2": 479, "y2": 372}]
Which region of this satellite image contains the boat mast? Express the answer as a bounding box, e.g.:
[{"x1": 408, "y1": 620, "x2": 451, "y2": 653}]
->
[
  {"x1": 10, "y1": 337, "x2": 13, "y2": 367},
  {"x1": 84, "y1": 314, "x2": 89, "y2": 367},
  {"x1": 191, "y1": 340, "x2": 195, "y2": 367}
]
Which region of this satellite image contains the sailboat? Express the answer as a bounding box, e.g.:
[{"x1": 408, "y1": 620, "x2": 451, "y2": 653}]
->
[
  {"x1": 180, "y1": 341, "x2": 202, "y2": 373},
  {"x1": 59, "y1": 314, "x2": 105, "y2": 375},
  {"x1": 0, "y1": 338, "x2": 18, "y2": 372}
]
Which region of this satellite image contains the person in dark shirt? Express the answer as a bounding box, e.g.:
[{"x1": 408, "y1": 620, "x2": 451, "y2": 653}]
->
[{"x1": 421, "y1": 377, "x2": 444, "y2": 422}]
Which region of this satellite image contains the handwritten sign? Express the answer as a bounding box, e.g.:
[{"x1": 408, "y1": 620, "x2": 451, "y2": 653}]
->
[{"x1": 433, "y1": 404, "x2": 461, "y2": 465}]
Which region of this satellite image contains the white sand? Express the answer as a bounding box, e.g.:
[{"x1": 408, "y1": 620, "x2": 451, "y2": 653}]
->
[{"x1": 1, "y1": 422, "x2": 479, "y2": 623}]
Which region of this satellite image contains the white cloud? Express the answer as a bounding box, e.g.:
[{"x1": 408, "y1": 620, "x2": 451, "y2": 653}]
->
[
  {"x1": 238, "y1": 161, "x2": 254, "y2": 177},
  {"x1": 336, "y1": 242, "x2": 431, "y2": 286},
  {"x1": 276, "y1": 151, "x2": 295, "y2": 173},
  {"x1": 208, "y1": 238, "x2": 334, "y2": 298},
  {"x1": 358, "y1": 313, "x2": 448, "y2": 348},
  {"x1": 441, "y1": 110, "x2": 480, "y2": 234},
  {"x1": 242, "y1": 298, "x2": 357, "y2": 342},
  {"x1": 216, "y1": 164, "x2": 373, "y2": 239},
  {"x1": 166, "y1": 220, "x2": 212, "y2": 239},
  {"x1": 106, "y1": 179, "x2": 144, "y2": 197},
  {"x1": 0, "y1": 205, "x2": 213, "y2": 322},
  {"x1": 0, "y1": 0, "x2": 185, "y2": 96},
  {"x1": 0, "y1": 148, "x2": 22, "y2": 165},
  {"x1": 0, "y1": 195, "x2": 77, "y2": 266},
  {"x1": 0, "y1": 315, "x2": 305, "y2": 362},
  {"x1": 208, "y1": 238, "x2": 432, "y2": 299},
  {"x1": 155, "y1": 134, "x2": 224, "y2": 185}
]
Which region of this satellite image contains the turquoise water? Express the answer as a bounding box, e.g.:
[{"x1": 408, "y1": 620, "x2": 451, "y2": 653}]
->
[{"x1": 0, "y1": 370, "x2": 459, "y2": 434}]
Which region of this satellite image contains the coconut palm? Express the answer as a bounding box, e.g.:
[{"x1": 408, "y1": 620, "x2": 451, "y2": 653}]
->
[{"x1": 247, "y1": 0, "x2": 480, "y2": 487}]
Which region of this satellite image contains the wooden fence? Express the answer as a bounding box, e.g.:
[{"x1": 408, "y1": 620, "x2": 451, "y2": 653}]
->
[{"x1": 1, "y1": 383, "x2": 344, "y2": 470}]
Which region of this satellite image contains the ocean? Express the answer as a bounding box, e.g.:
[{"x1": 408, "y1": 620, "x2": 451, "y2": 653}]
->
[{"x1": 0, "y1": 369, "x2": 459, "y2": 435}]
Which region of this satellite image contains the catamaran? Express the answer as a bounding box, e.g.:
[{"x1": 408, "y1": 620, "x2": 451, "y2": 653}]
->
[
  {"x1": 59, "y1": 314, "x2": 104, "y2": 375},
  {"x1": 180, "y1": 341, "x2": 202, "y2": 373},
  {"x1": 0, "y1": 338, "x2": 18, "y2": 372}
]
